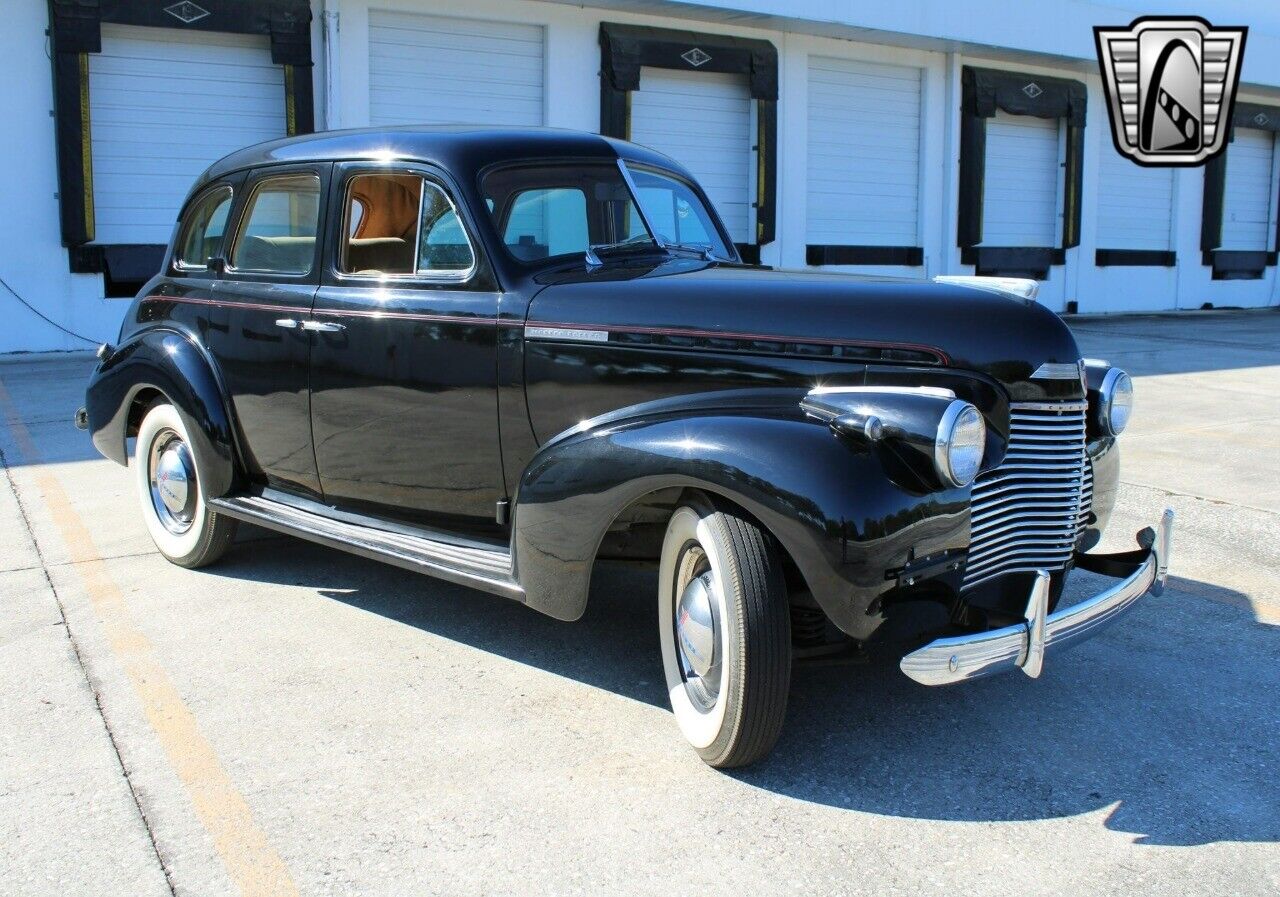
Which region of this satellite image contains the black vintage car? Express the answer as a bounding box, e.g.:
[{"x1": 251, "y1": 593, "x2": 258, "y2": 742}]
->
[{"x1": 82, "y1": 127, "x2": 1171, "y2": 767}]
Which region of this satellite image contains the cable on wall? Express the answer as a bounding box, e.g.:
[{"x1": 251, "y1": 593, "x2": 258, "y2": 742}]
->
[{"x1": 1, "y1": 273, "x2": 100, "y2": 347}]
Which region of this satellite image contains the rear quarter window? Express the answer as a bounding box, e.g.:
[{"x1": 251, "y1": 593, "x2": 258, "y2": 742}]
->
[{"x1": 174, "y1": 187, "x2": 233, "y2": 270}]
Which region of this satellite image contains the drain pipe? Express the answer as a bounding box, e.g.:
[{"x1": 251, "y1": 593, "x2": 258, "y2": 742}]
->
[{"x1": 322, "y1": 0, "x2": 340, "y2": 130}]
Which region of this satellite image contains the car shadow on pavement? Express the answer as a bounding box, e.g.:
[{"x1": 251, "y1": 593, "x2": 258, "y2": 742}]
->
[{"x1": 212, "y1": 540, "x2": 1279, "y2": 848}]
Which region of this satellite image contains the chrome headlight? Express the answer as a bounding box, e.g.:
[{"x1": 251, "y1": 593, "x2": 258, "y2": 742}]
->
[
  {"x1": 1099, "y1": 368, "x2": 1133, "y2": 435},
  {"x1": 935, "y1": 401, "x2": 986, "y2": 487}
]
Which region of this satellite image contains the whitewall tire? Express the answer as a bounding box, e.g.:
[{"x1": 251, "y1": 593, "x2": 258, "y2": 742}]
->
[
  {"x1": 133, "y1": 402, "x2": 236, "y2": 568},
  {"x1": 658, "y1": 497, "x2": 791, "y2": 767}
]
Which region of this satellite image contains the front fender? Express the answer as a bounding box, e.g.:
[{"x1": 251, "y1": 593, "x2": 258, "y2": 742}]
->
[
  {"x1": 512, "y1": 394, "x2": 969, "y2": 638},
  {"x1": 85, "y1": 327, "x2": 238, "y2": 498}
]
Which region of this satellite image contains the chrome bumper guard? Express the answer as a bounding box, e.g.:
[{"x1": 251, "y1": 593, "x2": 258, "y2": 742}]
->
[{"x1": 900, "y1": 509, "x2": 1173, "y2": 686}]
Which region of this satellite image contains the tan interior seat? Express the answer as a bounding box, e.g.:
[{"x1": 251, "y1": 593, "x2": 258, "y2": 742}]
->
[
  {"x1": 233, "y1": 235, "x2": 315, "y2": 273},
  {"x1": 348, "y1": 237, "x2": 413, "y2": 274}
]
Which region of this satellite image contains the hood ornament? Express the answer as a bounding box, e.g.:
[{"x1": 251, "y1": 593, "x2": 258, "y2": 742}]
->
[{"x1": 933, "y1": 275, "x2": 1039, "y2": 302}]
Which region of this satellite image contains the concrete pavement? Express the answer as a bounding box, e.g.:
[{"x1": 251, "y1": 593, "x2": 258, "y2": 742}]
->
[{"x1": 1, "y1": 312, "x2": 1277, "y2": 896}]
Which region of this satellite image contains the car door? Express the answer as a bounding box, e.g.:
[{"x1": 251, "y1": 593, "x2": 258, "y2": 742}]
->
[
  {"x1": 308, "y1": 162, "x2": 506, "y2": 535},
  {"x1": 211, "y1": 164, "x2": 329, "y2": 498}
]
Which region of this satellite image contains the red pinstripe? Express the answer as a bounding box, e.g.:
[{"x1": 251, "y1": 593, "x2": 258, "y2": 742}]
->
[{"x1": 141, "y1": 295, "x2": 949, "y2": 364}]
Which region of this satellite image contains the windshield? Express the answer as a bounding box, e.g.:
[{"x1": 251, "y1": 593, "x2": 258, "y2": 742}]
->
[
  {"x1": 624, "y1": 166, "x2": 733, "y2": 259},
  {"x1": 481, "y1": 161, "x2": 733, "y2": 264}
]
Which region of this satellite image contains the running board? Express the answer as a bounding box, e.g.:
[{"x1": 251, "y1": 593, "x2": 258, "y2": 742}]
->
[{"x1": 208, "y1": 495, "x2": 523, "y2": 601}]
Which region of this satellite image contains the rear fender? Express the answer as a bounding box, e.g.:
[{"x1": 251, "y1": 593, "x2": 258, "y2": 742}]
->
[
  {"x1": 511, "y1": 390, "x2": 969, "y2": 635},
  {"x1": 85, "y1": 327, "x2": 238, "y2": 498}
]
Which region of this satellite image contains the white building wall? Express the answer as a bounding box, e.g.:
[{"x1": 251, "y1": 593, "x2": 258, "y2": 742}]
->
[
  {"x1": 0, "y1": 0, "x2": 124, "y2": 354},
  {"x1": 4, "y1": 0, "x2": 1280, "y2": 353}
]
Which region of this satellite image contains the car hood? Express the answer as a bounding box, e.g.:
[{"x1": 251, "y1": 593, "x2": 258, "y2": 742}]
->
[{"x1": 528, "y1": 260, "x2": 1084, "y2": 400}]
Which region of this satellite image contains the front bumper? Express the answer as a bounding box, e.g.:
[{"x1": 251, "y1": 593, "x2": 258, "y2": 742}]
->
[{"x1": 900, "y1": 509, "x2": 1173, "y2": 686}]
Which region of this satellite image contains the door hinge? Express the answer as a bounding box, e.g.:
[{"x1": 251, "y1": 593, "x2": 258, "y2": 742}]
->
[{"x1": 495, "y1": 499, "x2": 510, "y2": 526}]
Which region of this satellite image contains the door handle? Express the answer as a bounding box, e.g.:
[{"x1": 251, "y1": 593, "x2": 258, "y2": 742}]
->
[
  {"x1": 275, "y1": 318, "x2": 301, "y2": 329},
  {"x1": 301, "y1": 320, "x2": 346, "y2": 333}
]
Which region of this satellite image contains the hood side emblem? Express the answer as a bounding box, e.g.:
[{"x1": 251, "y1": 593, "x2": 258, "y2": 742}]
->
[{"x1": 1032, "y1": 360, "x2": 1087, "y2": 381}]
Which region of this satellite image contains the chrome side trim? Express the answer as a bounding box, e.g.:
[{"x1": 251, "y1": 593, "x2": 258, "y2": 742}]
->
[
  {"x1": 901, "y1": 509, "x2": 1173, "y2": 686},
  {"x1": 525, "y1": 326, "x2": 610, "y2": 343},
  {"x1": 805, "y1": 385, "x2": 956, "y2": 400},
  {"x1": 208, "y1": 495, "x2": 522, "y2": 601}
]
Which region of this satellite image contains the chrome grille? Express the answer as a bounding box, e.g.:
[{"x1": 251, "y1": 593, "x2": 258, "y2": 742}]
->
[{"x1": 963, "y1": 401, "x2": 1090, "y2": 591}]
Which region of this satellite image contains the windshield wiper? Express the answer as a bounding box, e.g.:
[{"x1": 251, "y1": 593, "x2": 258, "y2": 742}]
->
[
  {"x1": 584, "y1": 236, "x2": 661, "y2": 268},
  {"x1": 660, "y1": 241, "x2": 734, "y2": 263}
]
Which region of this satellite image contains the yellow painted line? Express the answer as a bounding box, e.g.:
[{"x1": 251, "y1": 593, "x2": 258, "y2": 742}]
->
[
  {"x1": 0, "y1": 379, "x2": 298, "y2": 897},
  {"x1": 0, "y1": 380, "x2": 40, "y2": 461}
]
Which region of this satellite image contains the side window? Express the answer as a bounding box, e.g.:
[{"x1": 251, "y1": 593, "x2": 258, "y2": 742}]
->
[
  {"x1": 340, "y1": 172, "x2": 474, "y2": 276},
  {"x1": 229, "y1": 173, "x2": 321, "y2": 275},
  {"x1": 502, "y1": 188, "x2": 588, "y2": 260},
  {"x1": 175, "y1": 187, "x2": 233, "y2": 270}
]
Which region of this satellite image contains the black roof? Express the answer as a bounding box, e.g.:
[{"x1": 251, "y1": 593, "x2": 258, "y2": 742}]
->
[{"x1": 196, "y1": 126, "x2": 690, "y2": 189}]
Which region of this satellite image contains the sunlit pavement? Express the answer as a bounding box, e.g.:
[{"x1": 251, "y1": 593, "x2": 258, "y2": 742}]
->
[{"x1": 1, "y1": 311, "x2": 1277, "y2": 897}]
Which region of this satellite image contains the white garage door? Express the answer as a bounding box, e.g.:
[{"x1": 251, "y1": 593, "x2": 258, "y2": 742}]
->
[
  {"x1": 1096, "y1": 148, "x2": 1175, "y2": 250},
  {"x1": 630, "y1": 68, "x2": 754, "y2": 244},
  {"x1": 807, "y1": 57, "x2": 922, "y2": 247},
  {"x1": 1221, "y1": 128, "x2": 1279, "y2": 250},
  {"x1": 89, "y1": 24, "x2": 285, "y2": 245},
  {"x1": 981, "y1": 111, "x2": 1061, "y2": 247},
  {"x1": 368, "y1": 12, "x2": 544, "y2": 128}
]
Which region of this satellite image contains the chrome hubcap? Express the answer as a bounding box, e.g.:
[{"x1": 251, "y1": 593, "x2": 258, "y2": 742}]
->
[
  {"x1": 677, "y1": 573, "x2": 717, "y2": 678},
  {"x1": 148, "y1": 430, "x2": 196, "y2": 535},
  {"x1": 673, "y1": 544, "x2": 722, "y2": 711}
]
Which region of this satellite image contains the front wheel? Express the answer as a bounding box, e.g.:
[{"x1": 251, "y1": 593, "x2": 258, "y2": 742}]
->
[
  {"x1": 658, "y1": 498, "x2": 791, "y2": 768},
  {"x1": 133, "y1": 402, "x2": 236, "y2": 568}
]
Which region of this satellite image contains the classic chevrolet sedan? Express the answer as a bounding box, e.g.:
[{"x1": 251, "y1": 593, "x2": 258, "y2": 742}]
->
[{"x1": 82, "y1": 127, "x2": 1171, "y2": 767}]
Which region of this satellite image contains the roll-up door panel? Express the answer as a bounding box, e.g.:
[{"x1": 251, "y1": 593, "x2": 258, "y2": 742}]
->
[
  {"x1": 1221, "y1": 128, "x2": 1278, "y2": 250},
  {"x1": 806, "y1": 57, "x2": 922, "y2": 247},
  {"x1": 1097, "y1": 150, "x2": 1175, "y2": 250},
  {"x1": 89, "y1": 24, "x2": 285, "y2": 245},
  {"x1": 981, "y1": 111, "x2": 1061, "y2": 247},
  {"x1": 630, "y1": 68, "x2": 754, "y2": 244},
  {"x1": 368, "y1": 12, "x2": 544, "y2": 128}
]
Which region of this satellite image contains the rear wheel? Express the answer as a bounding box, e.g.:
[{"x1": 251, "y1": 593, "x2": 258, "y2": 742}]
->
[
  {"x1": 658, "y1": 497, "x2": 791, "y2": 768},
  {"x1": 133, "y1": 402, "x2": 236, "y2": 568}
]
